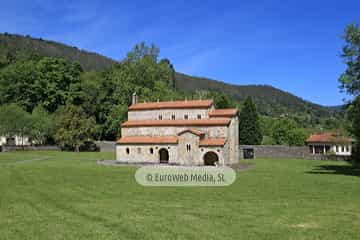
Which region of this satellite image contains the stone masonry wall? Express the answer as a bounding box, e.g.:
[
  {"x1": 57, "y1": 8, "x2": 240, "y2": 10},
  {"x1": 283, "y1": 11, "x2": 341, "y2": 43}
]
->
[
  {"x1": 128, "y1": 109, "x2": 210, "y2": 121},
  {"x1": 239, "y1": 145, "x2": 349, "y2": 160},
  {"x1": 122, "y1": 126, "x2": 228, "y2": 138}
]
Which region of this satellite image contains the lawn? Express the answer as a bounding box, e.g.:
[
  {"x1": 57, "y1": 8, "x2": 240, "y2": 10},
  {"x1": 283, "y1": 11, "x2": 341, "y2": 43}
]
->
[{"x1": 0, "y1": 151, "x2": 359, "y2": 240}]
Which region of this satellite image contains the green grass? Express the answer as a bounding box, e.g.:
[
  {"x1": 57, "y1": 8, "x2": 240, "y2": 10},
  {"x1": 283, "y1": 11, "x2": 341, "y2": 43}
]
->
[{"x1": 0, "y1": 151, "x2": 359, "y2": 240}]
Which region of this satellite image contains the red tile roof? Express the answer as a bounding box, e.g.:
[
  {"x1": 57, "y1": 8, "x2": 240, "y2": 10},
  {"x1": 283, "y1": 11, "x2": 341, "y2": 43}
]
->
[
  {"x1": 128, "y1": 99, "x2": 213, "y2": 111},
  {"x1": 117, "y1": 136, "x2": 178, "y2": 144},
  {"x1": 209, "y1": 108, "x2": 238, "y2": 117},
  {"x1": 177, "y1": 129, "x2": 205, "y2": 137},
  {"x1": 121, "y1": 119, "x2": 231, "y2": 127},
  {"x1": 306, "y1": 133, "x2": 354, "y2": 144},
  {"x1": 199, "y1": 138, "x2": 227, "y2": 146}
]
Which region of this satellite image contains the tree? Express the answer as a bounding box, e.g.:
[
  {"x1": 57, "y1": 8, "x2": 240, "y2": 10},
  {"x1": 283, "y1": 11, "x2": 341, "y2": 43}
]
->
[
  {"x1": 104, "y1": 104, "x2": 128, "y2": 139},
  {"x1": 0, "y1": 57, "x2": 82, "y2": 113},
  {"x1": 30, "y1": 106, "x2": 55, "y2": 144},
  {"x1": 339, "y1": 24, "x2": 360, "y2": 162},
  {"x1": 287, "y1": 128, "x2": 308, "y2": 146},
  {"x1": 271, "y1": 118, "x2": 296, "y2": 145},
  {"x1": 347, "y1": 97, "x2": 360, "y2": 161},
  {"x1": 36, "y1": 58, "x2": 83, "y2": 112},
  {"x1": 54, "y1": 104, "x2": 96, "y2": 151},
  {"x1": 192, "y1": 90, "x2": 235, "y2": 108},
  {"x1": 339, "y1": 24, "x2": 360, "y2": 96},
  {"x1": 239, "y1": 97, "x2": 262, "y2": 144},
  {"x1": 0, "y1": 104, "x2": 33, "y2": 146}
]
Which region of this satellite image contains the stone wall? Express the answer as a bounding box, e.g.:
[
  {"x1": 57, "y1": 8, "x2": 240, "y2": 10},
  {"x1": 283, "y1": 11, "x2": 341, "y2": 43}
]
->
[
  {"x1": 239, "y1": 145, "x2": 349, "y2": 160},
  {"x1": 1, "y1": 145, "x2": 60, "y2": 152},
  {"x1": 116, "y1": 144, "x2": 178, "y2": 164},
  {"x1": 122, "y1": 126, "x2": 228, "y2": 138},
  {"x1": 128, "y1": 108, "x2": 210, "y2": 121},
  {"x1": 228, "y1": 116, "x2": 239, "y2": 164},
  {"x1": 95, "y1": 141, "x2": 116, "y2": 152}
]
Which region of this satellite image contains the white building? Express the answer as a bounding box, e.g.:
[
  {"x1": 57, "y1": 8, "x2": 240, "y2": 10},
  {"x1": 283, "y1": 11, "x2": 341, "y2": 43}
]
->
[
  {"x1": 116, "y1": 95, "x2": 239, "y2": 166},
  {"x1": 0, "y1": 136, "x2": 32, "y2": 146},
  {"x1": 306, "y1": 133, "x2": 354, "y2": 156}
]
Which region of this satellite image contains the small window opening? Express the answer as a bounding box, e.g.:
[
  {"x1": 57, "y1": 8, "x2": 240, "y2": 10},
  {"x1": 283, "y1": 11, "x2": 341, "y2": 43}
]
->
[
  {"x1": 126, "y1": 148, "x2": 130, "y2": 154},
  {"x1": 171, "y1": 114, "x2": 175, "y2": 120},
  {"x1": 150, "y1": 148, "x2": 154, "y2": 154},
  {"x1": 197, "y1": 114, "x2": 201, "y2": 119},
  {"x1": 184, "y1": 114, "x2": 188, "y2": 120}
]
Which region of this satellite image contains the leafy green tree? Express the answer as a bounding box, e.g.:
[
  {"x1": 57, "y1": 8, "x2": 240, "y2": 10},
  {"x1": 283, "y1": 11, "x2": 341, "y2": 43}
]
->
[
  {"x1": 0, "y1": 60, "x2": 39, "y2": 111},
  {"x1": 0, "y1": 104, "x2": 33, "y2": 146},
  {"x1": 54, "y1": 104, "x2": 96, "y2": 151},
  {"x1": 339, "y1": 24, "x2": 360, "y2": 96},
  {"x1": 192, "y1": 90, "x2": 235, "y2": 108},
  {"x1": 271, "y1": 119, "x2": 296, "y2": 145},
  {"x1": 239, "y1": 97, "x2": 262, "y2": 145},
  {"x1": 339, "y1": 24, "x2": 360, "y2": 162},
  {"x1": 261, "y1": 135, "x2": 276, "y2": 145},
  {"x1": 30, "y1": 106, "x2": 55, "y2": 144},
  {"x1": 260, "y1": 116, "x2": 275, "y2": 137},
  {"x1": 36, "y1": 58, "x2": 83, "y2": 112},
  {"x1": 83, "y1": 42, "x2": 179, "y2": 140},
  {"x1": 347, "y1": 97, "x2": 360, "y2": 161},
  {"x1": 0, "y1": 57, "x2": 83, "y2": 113},
  {"x1": 271, "y1": 119, "x2": 307, "y2": 146},
  {"x1": 212, "y1": 92, "x2": 236, "y2": 109},
  {"x1": 119, "y1": 42, "x2": 174, "y2": 89},
  {"x1": 287, "y1": 128, "x2": 308, "y2": 146},
  {"x1": 104, "y1": 105, "x2": 128, "y2": 139}
]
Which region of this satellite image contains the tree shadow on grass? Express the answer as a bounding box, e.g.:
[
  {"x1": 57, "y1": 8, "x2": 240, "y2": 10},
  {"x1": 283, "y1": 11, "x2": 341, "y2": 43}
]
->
[{"x1": 306, "y1": 164, "x2": 360, "y2": 177}]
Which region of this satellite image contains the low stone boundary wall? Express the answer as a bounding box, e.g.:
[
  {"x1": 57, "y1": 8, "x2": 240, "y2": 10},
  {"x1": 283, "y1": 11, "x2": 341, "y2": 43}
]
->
[
  {"x1": 239, "y1": 145, "x2": 349, "y2": 160},
  {"x1": 1, "y1": 145, "x2": 60, "y2": 152},
  {"x1": 95, "y1": 141, "x2": 116, "y2": 152}
]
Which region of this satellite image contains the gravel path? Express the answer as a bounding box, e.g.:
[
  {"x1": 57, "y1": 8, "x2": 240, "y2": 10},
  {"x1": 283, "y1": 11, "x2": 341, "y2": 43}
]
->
[{"x1": 97, "y1": 160, "x2": 255, "y2": 171}]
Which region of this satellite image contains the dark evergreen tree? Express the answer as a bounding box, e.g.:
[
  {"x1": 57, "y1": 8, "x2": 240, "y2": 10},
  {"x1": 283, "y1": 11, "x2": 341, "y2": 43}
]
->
[{"x1": 239, "y1": 97, "x2": 262, "y2": 145}]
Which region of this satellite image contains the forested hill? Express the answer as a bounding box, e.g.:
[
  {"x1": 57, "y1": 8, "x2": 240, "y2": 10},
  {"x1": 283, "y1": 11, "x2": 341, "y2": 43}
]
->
[
  {"x1": 0, "y1": 33, "x2": 116, "y2": 71},
  {"x1": 174, "y1": 73, "x2": 342, "y2": 117},
  {"x1": 0, "y1": 33, "x2": 342, "y2": 117}
]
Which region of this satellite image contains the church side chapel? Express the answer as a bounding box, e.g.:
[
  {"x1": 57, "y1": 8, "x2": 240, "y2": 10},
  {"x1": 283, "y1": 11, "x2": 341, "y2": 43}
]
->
[{"x1": 116, "y1": 93, "x2": 239, "y2": 166}]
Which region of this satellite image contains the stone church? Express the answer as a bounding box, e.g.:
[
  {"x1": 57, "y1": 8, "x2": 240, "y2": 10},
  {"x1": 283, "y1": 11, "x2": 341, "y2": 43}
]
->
[{"x1": 116, "y1": 94, "x2": 239, "y2": 166}]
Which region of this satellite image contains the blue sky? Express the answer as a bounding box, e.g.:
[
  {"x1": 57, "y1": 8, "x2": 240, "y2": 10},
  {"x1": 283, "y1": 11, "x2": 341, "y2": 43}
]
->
[{"x1": 1, "y1": 0, "x2": 359, "y2": 106}]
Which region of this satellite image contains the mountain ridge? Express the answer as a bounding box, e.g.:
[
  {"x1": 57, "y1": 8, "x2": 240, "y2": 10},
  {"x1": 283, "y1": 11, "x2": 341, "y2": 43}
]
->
[{"x1": 0, "y1": 33, "x2": 342, "y2": 116}]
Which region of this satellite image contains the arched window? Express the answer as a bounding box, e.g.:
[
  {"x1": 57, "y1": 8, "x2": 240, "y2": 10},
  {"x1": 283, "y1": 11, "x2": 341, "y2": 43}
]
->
[
  {"x1": 126, "y1": 148, "x2": 130, "y2": 154},
  {"x1": 186, "y1": 144, "x2": 191, "y2": 152},
  {"x1": 150, "y1": 148, "x2": 154, "y2": 154}
]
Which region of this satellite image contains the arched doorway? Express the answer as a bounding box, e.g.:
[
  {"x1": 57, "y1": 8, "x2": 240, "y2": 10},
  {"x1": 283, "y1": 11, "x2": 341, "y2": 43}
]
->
[
  {"x1": 203, "y1": 151, "x2": 219, "y2": 166},
  {"x1": 159, "y1": 148, "x2": 169, "y2": 164}
]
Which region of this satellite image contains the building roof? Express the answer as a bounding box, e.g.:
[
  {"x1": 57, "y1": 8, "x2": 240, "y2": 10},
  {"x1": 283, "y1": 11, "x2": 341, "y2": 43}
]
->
[
  {"x1": 199, "y1": 138, "x2": 227, "y2": 147},
  {"x1": 209, "y1": 108, "x2": 238, "y2": 117},
  {"x1": 306, "y1": 133, "x2": 354, "y2": 144},
  {"x1": 121, "y1": 119, "x2": 231, "y2": 127},
  {"x1": 128, "y1": 99, "x2": 213, "y2": 111},
  {"x1": 177, "y1": 129, "x2": 205, "y2": 137},
  {"x1": 117, "y1": 136, "x2": 178, "y2": 144}
]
